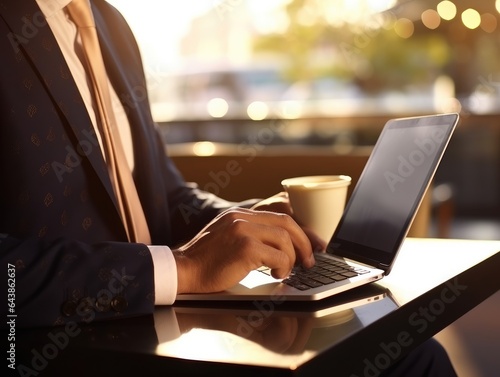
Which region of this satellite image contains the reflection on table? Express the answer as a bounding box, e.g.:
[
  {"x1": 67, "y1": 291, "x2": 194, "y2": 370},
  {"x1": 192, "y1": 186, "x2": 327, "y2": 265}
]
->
[{"x1": 156, "y1": 285, "x2": 398, "y2": 368}]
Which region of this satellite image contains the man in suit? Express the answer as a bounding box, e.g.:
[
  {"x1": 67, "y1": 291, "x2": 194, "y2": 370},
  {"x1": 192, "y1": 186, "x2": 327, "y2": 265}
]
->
[
  {"x1": 1, "y1": 2, "x2": 457, "y2": 375},
  {"x1": 0, "y1": 0, "x2": 318, "y2": 329}
]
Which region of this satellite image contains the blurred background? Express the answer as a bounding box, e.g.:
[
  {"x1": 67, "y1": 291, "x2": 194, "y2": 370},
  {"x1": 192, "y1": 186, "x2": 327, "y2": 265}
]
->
[
  {"x1": 107, "y1": 1, "x2": 498, "y2": 375},
  {"x1": 109, "y1": 0, "x2": 499, "y2": 235}
]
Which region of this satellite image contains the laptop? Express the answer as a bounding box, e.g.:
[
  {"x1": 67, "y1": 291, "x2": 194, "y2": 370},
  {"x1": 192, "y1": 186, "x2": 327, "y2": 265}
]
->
[
  {"x1": 176, "y1": 113, "x2": 459, "y2": 302},
  {"x1": 174, "y1": 284, "x2": 396, "y2": 319}
]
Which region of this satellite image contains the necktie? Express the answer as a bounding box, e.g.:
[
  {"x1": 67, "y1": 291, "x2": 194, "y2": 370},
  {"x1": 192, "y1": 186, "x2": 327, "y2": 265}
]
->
[{"x1": 67, "y1": 0, "x2": 151, "y2": 244}]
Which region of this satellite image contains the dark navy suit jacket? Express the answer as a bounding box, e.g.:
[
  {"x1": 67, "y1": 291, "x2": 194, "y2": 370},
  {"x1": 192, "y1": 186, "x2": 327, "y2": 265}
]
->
[{"x1": 0, "y1": 0, "x2": 250, "y2": 328}]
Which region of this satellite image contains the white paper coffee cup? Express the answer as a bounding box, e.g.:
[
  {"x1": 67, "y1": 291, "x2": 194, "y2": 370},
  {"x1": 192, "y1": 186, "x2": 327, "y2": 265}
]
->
[{"x1": 281, "y1": 175, "x2": 351, "y2": 242}]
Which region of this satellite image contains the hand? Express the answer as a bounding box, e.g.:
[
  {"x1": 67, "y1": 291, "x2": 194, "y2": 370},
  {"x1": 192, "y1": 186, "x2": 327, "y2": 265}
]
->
[
  {"x1": 251, "y1": 192, "x2": 327, "y2": 252},
  {"x1": 173, "y1": 207, "x2": 315, "y2": 294}
]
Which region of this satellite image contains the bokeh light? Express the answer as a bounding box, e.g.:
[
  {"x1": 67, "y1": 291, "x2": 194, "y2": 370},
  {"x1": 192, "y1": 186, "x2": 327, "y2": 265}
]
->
[
  {"x1": 437, "y1": 1, "x2": 457, "y2": 21},
  {"x1": 193, "y1": 141, "x2": 216, "y2": 156},
  {"x1": 207, "y1": 98, "x2": 229, "y2": 118},
  {"x1": 247, "y1": 101, "x2": 269, "y2": 120},
  {"x1": 422, "y1": 9, "x2": 441, "y2": 29},
  {"x1": 480, "y1": 13, "x2": 498, "y2": 33},
  {"x1": 394, "y1": 18, "x2": 414, "y2": 38},
  {"x1": 461, "y1": 8, "x2": 481, "y2": 29}
]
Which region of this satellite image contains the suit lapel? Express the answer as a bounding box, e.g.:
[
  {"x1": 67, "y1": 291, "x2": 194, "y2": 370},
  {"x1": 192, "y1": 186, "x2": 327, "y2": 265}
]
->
[{"x1": 0, "y1": 0, "x2": 124, "y2": 222}]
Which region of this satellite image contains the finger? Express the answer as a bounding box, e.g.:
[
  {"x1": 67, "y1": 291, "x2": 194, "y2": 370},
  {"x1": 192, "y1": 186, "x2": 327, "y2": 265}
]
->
[
  {"x1": 215, "y1": 209, "x2": 315, "y2": 268},
  {"x1": 301, "y1": 226, "x2": 328, "y2": 253},
  {"x1": 248, "y1": 211, "x2": 315, "y2": 268},
  {"x1": 232, "y1": 219, "x2": 296, "y2": 278}
]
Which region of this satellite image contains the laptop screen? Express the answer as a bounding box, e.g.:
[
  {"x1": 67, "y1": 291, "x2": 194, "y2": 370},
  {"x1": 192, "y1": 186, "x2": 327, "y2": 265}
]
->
[{"x1": 329, "y1": 113, "x2": 458, "y2": 271}]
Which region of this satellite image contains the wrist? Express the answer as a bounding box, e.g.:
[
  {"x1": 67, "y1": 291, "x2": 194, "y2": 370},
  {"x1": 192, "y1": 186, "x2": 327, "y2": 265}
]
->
[{"x1": 173, "y1": 249, "x2": 192, "y2": 294}]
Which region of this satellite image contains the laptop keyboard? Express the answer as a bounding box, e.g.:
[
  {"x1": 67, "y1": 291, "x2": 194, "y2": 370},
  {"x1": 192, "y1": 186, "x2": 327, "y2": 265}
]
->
[{"x1": 257, "y1": 254, "x2": 370, "y2": 291}]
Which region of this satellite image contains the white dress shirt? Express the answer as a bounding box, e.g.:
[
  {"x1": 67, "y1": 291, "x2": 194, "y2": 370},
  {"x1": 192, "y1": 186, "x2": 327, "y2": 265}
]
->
[{"x1": 35, "y1": 0, "x2": 177, "y2": 305}]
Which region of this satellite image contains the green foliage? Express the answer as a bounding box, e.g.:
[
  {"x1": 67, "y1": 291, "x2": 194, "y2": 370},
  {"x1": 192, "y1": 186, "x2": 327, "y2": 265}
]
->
[{"x1": 253, "y1": 0, "x2": 453, "y2": 92}]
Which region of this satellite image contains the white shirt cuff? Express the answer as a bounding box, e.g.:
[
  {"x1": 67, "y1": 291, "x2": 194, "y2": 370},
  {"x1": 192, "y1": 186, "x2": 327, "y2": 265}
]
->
[{"x1": 148, "y1": 245, "x2": 177, "y2": 305}]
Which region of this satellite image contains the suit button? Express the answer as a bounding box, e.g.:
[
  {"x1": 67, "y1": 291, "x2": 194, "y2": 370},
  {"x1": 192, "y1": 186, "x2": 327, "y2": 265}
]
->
[
  {"x1": 95, "y1": 293, "x2": 111, "y2": 312},
  {"x1": 77, "y1": 297, "x2": 95, "y2": 322},
  {"x1": 78, "y1": 297, "x2": 94, "y2": 313},
  {"x1": 61, "y1": 300, "x2": 77, "y2": 317},
  {"x1": 111, "y1": 296, "x2": 128, "y2": 312}
]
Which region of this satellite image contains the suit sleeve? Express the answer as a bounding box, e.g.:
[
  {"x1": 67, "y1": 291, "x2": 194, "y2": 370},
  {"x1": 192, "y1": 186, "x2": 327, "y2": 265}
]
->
[{"x1": 2, "y1": 234, "x2": 155, "y2": 329}]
